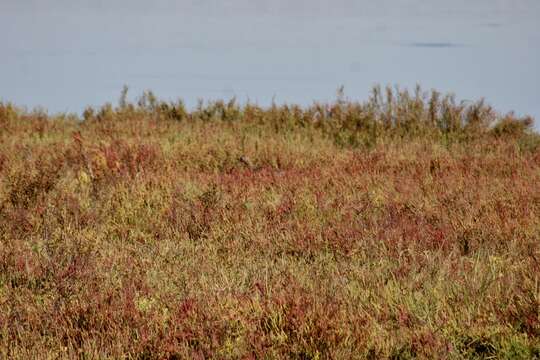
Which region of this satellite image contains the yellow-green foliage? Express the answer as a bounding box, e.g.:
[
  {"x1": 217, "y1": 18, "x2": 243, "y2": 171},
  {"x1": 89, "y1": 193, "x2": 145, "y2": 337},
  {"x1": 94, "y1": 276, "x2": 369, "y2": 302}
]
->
[{"x1": 0, "y1": 88, "x2": 539, "y2": 359}]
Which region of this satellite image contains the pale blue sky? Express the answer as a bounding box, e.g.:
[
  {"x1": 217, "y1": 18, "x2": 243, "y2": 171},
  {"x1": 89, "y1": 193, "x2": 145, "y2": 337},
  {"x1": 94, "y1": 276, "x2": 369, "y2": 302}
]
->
[{"x1": 1, "y1": 1, "x2": 539, "y2": 125}]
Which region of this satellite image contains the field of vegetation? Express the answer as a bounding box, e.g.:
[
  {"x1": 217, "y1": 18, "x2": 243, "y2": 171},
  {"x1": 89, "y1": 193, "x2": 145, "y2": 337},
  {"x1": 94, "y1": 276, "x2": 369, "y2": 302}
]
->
[{"x1": 1, "y1": 86, "x2": 539, "y2": 359}]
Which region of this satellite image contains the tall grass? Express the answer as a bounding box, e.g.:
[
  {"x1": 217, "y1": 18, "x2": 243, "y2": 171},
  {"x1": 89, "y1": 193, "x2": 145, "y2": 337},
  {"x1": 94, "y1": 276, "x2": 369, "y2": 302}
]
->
[{"x1": 0, "y1": 86, "x2": 539, "y2": 359}]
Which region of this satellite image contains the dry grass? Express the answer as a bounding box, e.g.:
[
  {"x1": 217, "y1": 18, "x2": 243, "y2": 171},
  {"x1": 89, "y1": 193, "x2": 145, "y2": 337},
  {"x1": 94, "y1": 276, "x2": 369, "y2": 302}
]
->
[{"x1": 1, "y1": 87, "x2": 539, "y2": 359}]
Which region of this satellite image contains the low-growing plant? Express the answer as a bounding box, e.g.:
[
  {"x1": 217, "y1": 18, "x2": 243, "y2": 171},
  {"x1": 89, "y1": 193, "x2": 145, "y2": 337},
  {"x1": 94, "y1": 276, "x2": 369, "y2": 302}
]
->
[{"x1": 0, "y1": 86, "x2": 538, "y2": 359}]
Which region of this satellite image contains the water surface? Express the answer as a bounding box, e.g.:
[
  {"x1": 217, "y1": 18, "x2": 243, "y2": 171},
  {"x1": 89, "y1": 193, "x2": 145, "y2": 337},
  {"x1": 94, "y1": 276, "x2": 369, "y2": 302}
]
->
[{"x1": 1, "y1": 1, "x2": 539, "y2": 126}]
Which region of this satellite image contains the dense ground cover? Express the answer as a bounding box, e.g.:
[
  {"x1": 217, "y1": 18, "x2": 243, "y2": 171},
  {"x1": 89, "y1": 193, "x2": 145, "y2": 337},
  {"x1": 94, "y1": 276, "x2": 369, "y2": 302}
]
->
[{"x1": 1, "y1": 87, "x2": 539, "y2": 359}]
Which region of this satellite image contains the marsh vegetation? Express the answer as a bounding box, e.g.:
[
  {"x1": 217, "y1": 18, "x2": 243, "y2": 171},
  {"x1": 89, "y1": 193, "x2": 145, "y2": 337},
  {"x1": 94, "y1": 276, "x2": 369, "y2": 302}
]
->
[{"x1": 0, "y1": 86, "x2": 539, "y2": 358}]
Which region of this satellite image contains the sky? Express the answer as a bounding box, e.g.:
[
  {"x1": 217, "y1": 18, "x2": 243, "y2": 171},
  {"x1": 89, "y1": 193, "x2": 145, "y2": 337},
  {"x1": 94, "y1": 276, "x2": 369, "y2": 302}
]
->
[{"x1": 1, "y1": 1, "x2": 539, "y2": 126}]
